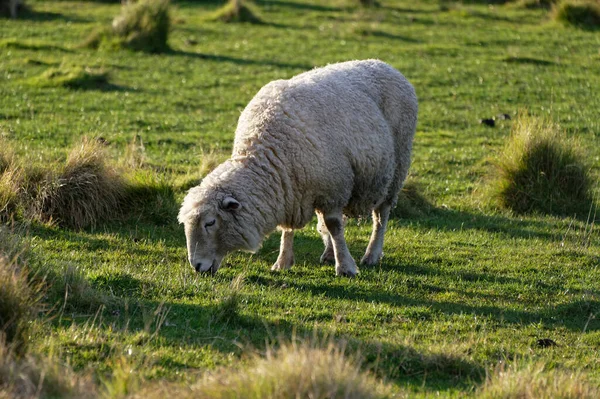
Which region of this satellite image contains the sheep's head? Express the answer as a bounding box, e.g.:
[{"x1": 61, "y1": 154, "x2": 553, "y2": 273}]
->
[{"x1": 178, "y1": 186, "x2": 261, "y2": 274}]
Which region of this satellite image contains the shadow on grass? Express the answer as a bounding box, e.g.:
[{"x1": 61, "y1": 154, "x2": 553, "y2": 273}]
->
[
  {"x1": 394, "y1": 207, "x2": 563, "y2": 241},
  {"x1": 53, "y1": 287, "x2": 484, "y2": 391},
  {"x1": 255, "y1": 0, "x2": 343, "y2": 12},
  {"x1": 503, "y1": 56, "x2": 556, "y2": 66},
  {"x1": 169, "y1": 49, "x2": 313, "y2": 70},
  {"x1": 13, "y1": 9, "x2": 90, "y2": 23}
]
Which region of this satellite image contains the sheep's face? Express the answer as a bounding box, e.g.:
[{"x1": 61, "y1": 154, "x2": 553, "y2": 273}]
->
[{"x1": 179, "y1": 187, "x2": 255, "y2": 274}]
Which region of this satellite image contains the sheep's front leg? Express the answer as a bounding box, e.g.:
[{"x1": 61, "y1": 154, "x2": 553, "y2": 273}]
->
[
  {"x1": 324, "y1": 214, "x2": 358, "y2": 277},
  {"x1": 271, "y1": 228, "x2": 294, "y2": 271},
  {"x1": 361, "y1": 202, "x2": 391, "y2": 266}
]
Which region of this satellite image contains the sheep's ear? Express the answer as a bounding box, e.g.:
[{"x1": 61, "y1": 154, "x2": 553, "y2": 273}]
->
[{"x1": 222, "y1": 196, "x2": 241, "y2": 211}]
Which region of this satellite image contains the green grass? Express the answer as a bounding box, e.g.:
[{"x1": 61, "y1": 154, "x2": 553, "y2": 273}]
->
[{"x1": 0, "y1": 0, "x2": 599, "y2": 396}]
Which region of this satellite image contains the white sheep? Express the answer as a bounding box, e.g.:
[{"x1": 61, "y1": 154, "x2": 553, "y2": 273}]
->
[{"x1": 179, "y1": 59, "x2": 418, "y2": 277}]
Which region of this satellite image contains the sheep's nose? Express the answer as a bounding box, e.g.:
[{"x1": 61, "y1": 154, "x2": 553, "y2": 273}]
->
[{"x1": 194, "y1": 262, "x2": 203, "y2": 272}]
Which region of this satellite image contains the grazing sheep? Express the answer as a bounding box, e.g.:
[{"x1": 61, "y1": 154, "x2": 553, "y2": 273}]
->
[{"x1": 179, "y1": 59, "x2": 418, "y2": 277}]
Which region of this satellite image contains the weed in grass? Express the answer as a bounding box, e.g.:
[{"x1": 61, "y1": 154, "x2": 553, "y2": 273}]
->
[
  {"x1": 489, "y1": 114, "x2": 595, "y2": 218},
  {"x1": 111, "y1": 0, "x2": 170, "y2": 53},
  {"x1": 552, "y1": 0, "x2": 600, "y2": 29},
  {"x1": 211, "y1": 0, "x2": 262, "y2": 24},
  {"x1": 37, "y1": 138, "x2": 127, "y2": 230},
  {"x1": 478, "y1": 362, "x2": 600, "y2": 398},
  {"x1": 130, "y1": 338, "x2": 395, "y2": 399},
  {"x1": 29, "y1": 65, "x2": 110, "y2": 90}
]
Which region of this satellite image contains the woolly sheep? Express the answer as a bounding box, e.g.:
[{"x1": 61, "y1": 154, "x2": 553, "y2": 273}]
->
[{"x1": 179, "y1": 59, "x2": 418, "y2": 277}]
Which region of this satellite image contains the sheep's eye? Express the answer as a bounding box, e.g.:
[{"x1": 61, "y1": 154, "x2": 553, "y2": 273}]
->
[{"x1": 204, "y1": 220, "x2": 216, "y2": 228}]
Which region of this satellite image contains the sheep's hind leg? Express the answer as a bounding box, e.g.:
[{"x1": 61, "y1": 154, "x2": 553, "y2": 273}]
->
[
  {"x1": 361, "y1": 202, "x2": 392, "y2": 266},
  {"x1": 271, "y1": 229, "x2": 294, "y2": 271},
  {"x1": 317, "y1": 213, "x2": 335, "y2": 264},
  {"x1": 323, "y1": 213, "x2": 358, "y2": 277}
]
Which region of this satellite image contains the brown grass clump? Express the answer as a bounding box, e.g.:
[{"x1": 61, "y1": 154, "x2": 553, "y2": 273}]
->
[
  {"x1": 490, "y1": 114, "x2": 595, "y2": 218},
  {"x1": 37, "y1": 138, "x2": 127, "y2": 230},
  {"x1": 478, "y1": 363, "x2": 600, "y2": 398},
  {"x1": 552, "y1": 0, "x2": 600, "y2": 29},
  {"x1": 130, "y1": 339, "x2": 394, "y2": 399}
]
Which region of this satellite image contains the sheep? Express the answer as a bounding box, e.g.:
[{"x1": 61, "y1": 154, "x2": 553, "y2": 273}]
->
[{"x1": 179, "y1": 59, "x2": 418, "y2": 277}]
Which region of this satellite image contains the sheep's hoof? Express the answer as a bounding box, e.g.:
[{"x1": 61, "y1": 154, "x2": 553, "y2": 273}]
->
[
  {"x1": 336, "y1": 264, "x2": 358, "y2": 278},
  {"x1": 360, "y1": 251, "x2": 382, "y2": 266},
  {"x1": 320, "y1": 250, "x2": 335, "y2": 265},
  {"x1": 271, "y1": 258, "x2": 294, "y2": 271}
]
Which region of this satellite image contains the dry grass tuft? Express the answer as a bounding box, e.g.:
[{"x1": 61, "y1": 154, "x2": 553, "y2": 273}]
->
[
  {"x1": 211, "y1": 0, "x2": 262, "y2": 23},
  {"x1": 0, "y1": 339, "x2": 96, "y2": 399},
  {"x1": 490, "y1": 114, "x2": 595, "y2": 218},
  {"x1": 131, "y1": 338, "x2": 394, "y2": 399},
  {"x1": 552, "y1": 0, "x2": 600, "y2": 29},
  {"x1": 0, "y1": 228, "x2": 42, "y2": 354},
  {"x1": 478, "y1": 362, "x2": 600, "y2": 398},
  {"x1": 37, "y1": 138, "x2": 127, "y2": 229}
]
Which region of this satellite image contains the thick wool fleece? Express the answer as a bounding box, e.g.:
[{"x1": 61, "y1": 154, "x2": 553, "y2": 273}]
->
[{"x1": 179, "y1": 59, "x2": 417, "y2": 270}]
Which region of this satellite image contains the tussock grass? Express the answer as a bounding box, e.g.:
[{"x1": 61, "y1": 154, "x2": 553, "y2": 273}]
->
[
  {"x1": 211, "y1": 0, "x2": 262, "y2": 23},
  {"x1": 38, "y1": 138, "x2": 127, "y2": 230},
  {"x1": 131, "y1": 338, "x2": 395, "y2": 399},
  {"x1": 478, "y1": 363, "x2": 600, "y2": 398},
  {"x1": 552, "y1": 0, "x2": 600, "y2": 29},
  {"x1": 490, "y1": 114, "x2": 595, "y2": 218},
  {"x1": 0, "y1": 137, "x2": 179, "y2": 229},
  {"x1": 82, "y1": 0, "x2": 170, "y2": 52},
  {"x1": 111, "y1": 0, "x2": 170, "y2": 52},
  {"x1": 0, "y1": 228, "x2": 42, "y2": 353},
  {"x1": 29, "y1": 65, "x2": 110, "y2": 90},
  {"x1": 0, "y1": 144, "x2": 21, "y2": 221}
]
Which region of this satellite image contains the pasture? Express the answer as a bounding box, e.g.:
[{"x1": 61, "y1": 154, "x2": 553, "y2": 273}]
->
[{"x1": 1, "y1": 0, "x2": 599, "y2": 397}]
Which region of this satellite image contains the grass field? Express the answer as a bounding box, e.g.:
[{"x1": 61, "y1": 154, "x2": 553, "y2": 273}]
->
[{"x1": 1, "y1": 0, "x2": 599, "y2": 397}]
